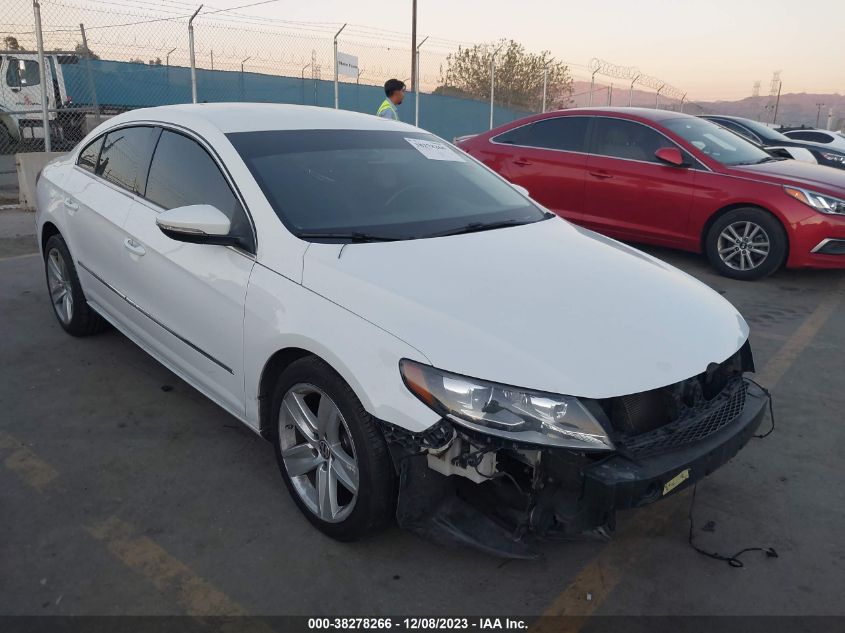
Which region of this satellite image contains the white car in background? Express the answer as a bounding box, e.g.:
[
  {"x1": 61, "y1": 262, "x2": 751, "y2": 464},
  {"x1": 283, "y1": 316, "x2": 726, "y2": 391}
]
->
[
  {"x1": 782, "y1": 129, "x2": 845, "y2": 153},
  {"x1": 35, "y1": 103, "x2": 769, "y2": 556}
]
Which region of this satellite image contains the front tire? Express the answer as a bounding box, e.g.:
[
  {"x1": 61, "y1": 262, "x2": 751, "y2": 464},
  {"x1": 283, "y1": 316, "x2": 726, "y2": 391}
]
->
[
  {"x1": 271, "y1": 356, "x2": 395, "y2": 541},
  {"x1": 43, "y1": 234, "x2": 108, "y2": 336},
  {"x1": 705, "y1": 208, "x2": 787, "y2": 280}
]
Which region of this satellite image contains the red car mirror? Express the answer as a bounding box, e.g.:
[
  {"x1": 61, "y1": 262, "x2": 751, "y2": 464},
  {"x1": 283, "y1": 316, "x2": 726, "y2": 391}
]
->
[{"x1": 655, "y1": 147, "x2": 686, "y2": 167}]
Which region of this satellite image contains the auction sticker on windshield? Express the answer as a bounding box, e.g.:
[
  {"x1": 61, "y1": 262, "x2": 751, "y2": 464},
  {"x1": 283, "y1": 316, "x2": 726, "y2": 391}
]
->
[{"x1": 405, "y1": 137, "x2": 465, "y2": 161}]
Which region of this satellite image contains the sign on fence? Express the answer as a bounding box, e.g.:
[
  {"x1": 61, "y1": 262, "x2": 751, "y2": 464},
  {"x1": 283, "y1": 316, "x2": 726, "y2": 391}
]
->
[{"x1": 336, "y1": 52, "x2": 359, "y2": 78}]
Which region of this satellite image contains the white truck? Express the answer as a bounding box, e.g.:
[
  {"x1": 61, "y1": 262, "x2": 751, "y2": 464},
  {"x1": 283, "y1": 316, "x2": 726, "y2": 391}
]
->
[{"x1": 0, "y1": 51, "x2": 86, "y2": 152}]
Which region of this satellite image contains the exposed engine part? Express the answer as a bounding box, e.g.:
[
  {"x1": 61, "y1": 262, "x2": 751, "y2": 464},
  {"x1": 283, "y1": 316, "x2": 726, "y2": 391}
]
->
[{"x1": 426, "y1": 437, "x2": 496, "y2": 483}]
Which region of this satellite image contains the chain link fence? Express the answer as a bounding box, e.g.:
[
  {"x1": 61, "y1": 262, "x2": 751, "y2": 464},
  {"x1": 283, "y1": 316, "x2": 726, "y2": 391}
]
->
[{"x1": 2, "y1": 0, "x2": 689, "y2": 157}]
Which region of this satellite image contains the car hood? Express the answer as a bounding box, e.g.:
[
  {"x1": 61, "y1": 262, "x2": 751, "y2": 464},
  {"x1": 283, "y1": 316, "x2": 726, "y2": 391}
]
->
[
  {"x1": 302, "y1": 218, "x2": 749, "y2": 399},
  {"x1": 733, "y1": 159, "x2": 845, "y2": 195}
]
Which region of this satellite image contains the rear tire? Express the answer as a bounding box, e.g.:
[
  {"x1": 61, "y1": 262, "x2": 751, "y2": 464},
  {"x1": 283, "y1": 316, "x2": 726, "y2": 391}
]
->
[
  {"x1": 43, "y1": 234, "x2": 109, "y2": 336},
  {"x1": 271, "y1": 356, "x2": 395, "y2": 541},
  {"x1": 705, "y1": 208, "x2": 787, "y2": 280}
]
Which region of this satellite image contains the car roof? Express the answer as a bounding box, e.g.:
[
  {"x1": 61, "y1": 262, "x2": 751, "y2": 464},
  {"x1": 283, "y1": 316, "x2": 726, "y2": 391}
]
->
[
  {"x1": 103, "y1": 102, "x2": 421, "y2": 135},
  {"x1": 542, "y1": 107, "x2": 691, "y2": 123}
]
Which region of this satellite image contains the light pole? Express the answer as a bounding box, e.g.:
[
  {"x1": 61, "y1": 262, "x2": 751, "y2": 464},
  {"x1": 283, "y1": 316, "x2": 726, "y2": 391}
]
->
[
  {"x1": 410, "y1": 0, "x2": 417, "y2": 95},
  {"x1": 415, "y1": 35, "x2": 428, "y2": 126},
  {"x1": 628, "y1": 73, "x2": 640, "y2": 107},
  {"x1": 333, "y1": 23, "x2": 347, "y2": 109}
]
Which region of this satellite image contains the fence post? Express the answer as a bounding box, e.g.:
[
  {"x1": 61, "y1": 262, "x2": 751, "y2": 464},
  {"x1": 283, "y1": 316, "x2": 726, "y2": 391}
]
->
[
  {"x1": 680, "y1": 93, "x2": 686, "y2": 113},
  {"x1": 415, "y1": 36, "x2": 428, "y2": 126},
  {"x1": 588, "y1": 68, "x2": 599, "y2": 106},
  {"x1": 541, "y1": 67, "x2": 548, "y2": 113},
  {"x1": 79, "y1": 24, "x2": 101, "y2": 123},
  {"x1": 607, "y1": 82, "x2": 613, "y2": 106},
  {"x1": 333, "y1": 23, "x2": 347, "y2": 109},
  {"x1": 656, "y1": 83, "x2": 664, "y2": 109},
  {"x1": 489, "y1": 44, "x2": 503, "y2": 130},
  {"x1": 628, "y1": 74, "x2": 640, "y2": 107},
  {"x1": 188, "y1": 4, "x2": 202, "y2": 104},
  {"x1": 32, "y1": 0, "x2": 51, "y2": 152}
]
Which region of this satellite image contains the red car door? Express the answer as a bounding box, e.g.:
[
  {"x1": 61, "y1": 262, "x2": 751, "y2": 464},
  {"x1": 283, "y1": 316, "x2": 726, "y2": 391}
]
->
[
  {"x1": 487, "y1": 116, "x2": 590, "y2": 220},
  {"x1": 582, "y1": 117, "x2": 695, "y2": 248}
]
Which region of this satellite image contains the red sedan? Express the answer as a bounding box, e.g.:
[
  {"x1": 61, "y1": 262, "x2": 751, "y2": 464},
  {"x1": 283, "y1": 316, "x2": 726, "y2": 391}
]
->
[{"x1": 456, "y1": 108, "x2": 845, "y2": 280}]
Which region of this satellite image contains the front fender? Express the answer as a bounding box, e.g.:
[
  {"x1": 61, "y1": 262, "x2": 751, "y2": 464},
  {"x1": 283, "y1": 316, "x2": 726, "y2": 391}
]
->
[{"x1": 243, "y1": 264, "x2": 441, "y2": 434}]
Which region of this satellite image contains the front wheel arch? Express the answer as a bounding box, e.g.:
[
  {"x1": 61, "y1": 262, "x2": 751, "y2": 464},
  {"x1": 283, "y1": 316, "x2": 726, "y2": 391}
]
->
[{"x1": 700, "y1": 203, "x2": 790, "y2": 263}]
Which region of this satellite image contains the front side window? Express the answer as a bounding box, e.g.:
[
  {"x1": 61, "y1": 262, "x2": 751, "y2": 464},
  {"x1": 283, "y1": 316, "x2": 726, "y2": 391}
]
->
[
  {"x1": 5, "y1": 58, "x2": 40, "y2": 88},
  {"x1": 590, "y1": 118, "x2": 672, "y2": 163},
  {"x1": 77, "y1": 135, "x2": 104, "y2": 172},
  {"x1": 228, "y1": 129, "x2": 546, "y2": 240},
  {"x1": 664, "y1": 118, "x2": 772, "y2": 166},
  {"x1": 145, "y1": 130, "x2": 254, "y2": 250},
  {"x1": 96, "y1": 126, "x2": 159, "y2": 194}
]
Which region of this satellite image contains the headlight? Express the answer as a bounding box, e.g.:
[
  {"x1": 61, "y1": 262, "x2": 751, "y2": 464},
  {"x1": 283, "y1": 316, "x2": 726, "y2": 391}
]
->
[
  {"x1": 400, "y1": 359, "x2": 613, "y2": 450},
  {"x1": 784, "y1": 186, "x2": 845, "y2": 215},
  {"x1": 821, "y1": 152, "x2": 845, "y2": 164}
]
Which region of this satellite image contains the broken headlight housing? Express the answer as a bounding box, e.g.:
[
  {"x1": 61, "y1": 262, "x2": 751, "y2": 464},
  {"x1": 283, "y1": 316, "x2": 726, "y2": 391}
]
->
[{"x1": 400, "y1": 359, "x2": 613, "y2": 451}]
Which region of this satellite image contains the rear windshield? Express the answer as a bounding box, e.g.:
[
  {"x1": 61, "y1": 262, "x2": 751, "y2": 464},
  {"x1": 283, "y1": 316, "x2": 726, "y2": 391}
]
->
[
  {"x1": 227, "y1": 129, "x2": 545, "y2": 240},
  {"x1": 665, "y1": 118, "x2": 772, "y2": 166}
]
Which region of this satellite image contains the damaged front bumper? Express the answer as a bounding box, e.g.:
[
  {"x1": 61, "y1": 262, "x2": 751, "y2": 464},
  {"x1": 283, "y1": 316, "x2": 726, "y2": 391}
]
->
[{"x1": 381, "y1": 378, "x2": 769, "y2": 558}]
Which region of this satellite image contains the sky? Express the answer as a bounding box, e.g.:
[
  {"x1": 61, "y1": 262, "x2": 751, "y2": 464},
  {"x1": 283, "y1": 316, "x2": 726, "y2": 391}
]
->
[{"x1": 219, "y1": 0, "x2": 845, "y2": 101}]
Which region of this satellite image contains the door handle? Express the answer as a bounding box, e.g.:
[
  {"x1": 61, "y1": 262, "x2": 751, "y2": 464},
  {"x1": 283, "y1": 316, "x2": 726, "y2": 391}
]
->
[
  {"x1": 123, "y1": 238, "x2": 146, "y2": 257},
  {"x1": 513, "y1": 158, "x2": 533, "y2": 166},
  {"x1": 589, "y1": 171, "x2": 613, "y2": 180},
  {"x1": 64, "y1": 197, "x2": 79, "y2": 212}
]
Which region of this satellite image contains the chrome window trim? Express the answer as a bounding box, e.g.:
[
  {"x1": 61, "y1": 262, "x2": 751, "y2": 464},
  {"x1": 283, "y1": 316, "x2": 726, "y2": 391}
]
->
[
  {"x1": 77, "y1": 259, "x2": 235, "y2": 374},
  {"x1": 490, "y1": 114, "x2": 711, "y2": 172},
  {"x1": 811, "y1": 238, "x2": 845, "y2": 254},
  {"x1": 71, "y1": 119, "x2": 258, "y2": 254}
]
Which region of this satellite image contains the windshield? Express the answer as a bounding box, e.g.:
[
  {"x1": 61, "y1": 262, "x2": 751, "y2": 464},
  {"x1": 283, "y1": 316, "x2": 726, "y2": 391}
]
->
[
  {"x1": 664, "y1": 118, "x2": 773, "y2": 166},
  {"x1": 227, "y1": 129, "x2": 546, "y2": 240},
  {"x1": 727, "y1": 117, "x2": 792, "y2": 142}
]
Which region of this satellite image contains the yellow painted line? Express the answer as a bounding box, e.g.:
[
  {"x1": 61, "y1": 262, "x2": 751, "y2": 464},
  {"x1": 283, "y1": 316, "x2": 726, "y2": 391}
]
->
[
  {"x1": 85, "y1": 516, "x2": 250, "y2": 617},
  {"x1": 0, "y1": 431, "x2": 59, "y2": 491},
  {"x1": 0, "y1": 252, "x2": 39, "y2": 262},
  {"x1": 536, "y1": 280, "x2": 844, "y2": 626}
]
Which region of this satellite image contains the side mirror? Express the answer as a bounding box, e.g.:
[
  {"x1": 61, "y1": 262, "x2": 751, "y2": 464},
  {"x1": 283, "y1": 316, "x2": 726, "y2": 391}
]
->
[
  {"x1": 655, "y1": 147, "x2": 686, "y2": 167},
  {"x1": 156, "y1": 204, "x2": 235, "y2": 245},
  {"x1": 512, "y1": 184, "x2": 530, "y2": 197}
]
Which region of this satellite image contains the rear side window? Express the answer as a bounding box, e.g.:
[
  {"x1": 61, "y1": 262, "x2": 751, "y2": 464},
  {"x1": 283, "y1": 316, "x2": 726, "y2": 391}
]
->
[
  {"x1": 590, "y1": 118, "x2": 671, "y2": 163},
  {"x1": 77, "y1": 135, "x2": 103, "y2": 172},
  {"x1": 494, "y1": 117, "x2": 589, "y2": 153},
  {"x1": 145, "y1": 130, "x2": 254, "y2": 250},
  {"x1": 787, "y1": 131, "x2": 831, "y2": 143},
  {"x1": 97, "y1": 126, "x2": 159, "y2": 194}
]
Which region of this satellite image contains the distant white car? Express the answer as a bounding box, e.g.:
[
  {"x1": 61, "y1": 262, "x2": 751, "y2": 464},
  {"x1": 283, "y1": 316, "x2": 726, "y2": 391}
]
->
[
  {"x1": 35, "y1": 103, "x2": 768, "y2": 556},
  {"x1": 782, "y1": 129, "x2": 845, "y2": 153}
]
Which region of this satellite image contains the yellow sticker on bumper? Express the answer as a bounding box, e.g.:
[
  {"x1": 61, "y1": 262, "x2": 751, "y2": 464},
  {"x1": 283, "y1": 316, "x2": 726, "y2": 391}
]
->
[{"x1": 662, "y1": 469, "x2": 690, "y2": 496}]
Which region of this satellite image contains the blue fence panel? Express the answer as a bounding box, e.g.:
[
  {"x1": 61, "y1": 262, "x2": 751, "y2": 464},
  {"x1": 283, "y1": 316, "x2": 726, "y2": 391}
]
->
[{"x1": 62, "y1": 59, "x2": 534, "y2": 141}]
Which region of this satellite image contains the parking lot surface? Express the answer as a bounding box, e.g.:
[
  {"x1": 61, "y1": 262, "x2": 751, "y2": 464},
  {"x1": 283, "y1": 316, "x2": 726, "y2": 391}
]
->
[{"x1": 2, "y1": 207, "x2": 844, "y2": 619}]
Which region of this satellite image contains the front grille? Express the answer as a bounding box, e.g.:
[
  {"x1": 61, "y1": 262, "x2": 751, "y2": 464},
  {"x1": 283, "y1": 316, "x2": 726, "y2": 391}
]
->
[{"x1": 616, "y1": 378, "x2": 748, "y2": 457}]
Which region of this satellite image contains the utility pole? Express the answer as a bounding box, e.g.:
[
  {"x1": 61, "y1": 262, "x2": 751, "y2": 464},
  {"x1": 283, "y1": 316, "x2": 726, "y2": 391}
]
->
[
  {"x1": 816, "y1": 102, "x2": 825, "y2": 128},
  {"x1": 410, "y1": 0, "x2": 417, "y2": 95}
]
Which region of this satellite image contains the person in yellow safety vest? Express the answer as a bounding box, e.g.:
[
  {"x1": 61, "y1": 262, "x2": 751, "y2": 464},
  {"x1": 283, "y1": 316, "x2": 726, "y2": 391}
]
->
[{"x1": 377, "y1": 79, "x2": 406, "y2": 121}]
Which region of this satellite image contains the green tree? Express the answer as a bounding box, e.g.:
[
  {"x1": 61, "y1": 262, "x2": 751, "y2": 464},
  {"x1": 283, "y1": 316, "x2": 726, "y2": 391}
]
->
[
  {"x1": 74, "y1": 42, "x2": 100, "y2": 60},
  {"x1": 4, "y1": 36, "x2": 25, "y2": 51},
  {"x1": 438, "y1": 39, "x2": 572, "y2": 111}
]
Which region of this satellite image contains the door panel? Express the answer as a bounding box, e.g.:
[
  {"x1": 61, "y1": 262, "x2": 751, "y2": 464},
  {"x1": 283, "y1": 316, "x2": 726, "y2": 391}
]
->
[
  {"x1": 583, "y1": 118, "x2": 694, "y2": 247},
  {"x1": 491, "y1": 116, "x2": 590, "y2": 219},
  {"x1": 121, "y1": 201, "x2": 253, "y2": 414}
]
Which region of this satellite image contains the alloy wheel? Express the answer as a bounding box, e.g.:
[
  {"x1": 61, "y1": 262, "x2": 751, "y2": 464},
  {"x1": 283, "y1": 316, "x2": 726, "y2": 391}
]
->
[
  {"x1": 717, "y1": 221, "x2": 771, "y2": 272},
  {"x1": 47, "y1": 248, "x2": 73, "y2": 324},
  {"x1": 278, "y1": 383, "x2": 359, "y2": 523}
]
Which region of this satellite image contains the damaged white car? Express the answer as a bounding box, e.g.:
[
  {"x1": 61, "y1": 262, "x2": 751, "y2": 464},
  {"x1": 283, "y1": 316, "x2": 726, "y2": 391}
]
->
[{"x1": 36, "y1": 104, "x2": 769, "y2": 556}]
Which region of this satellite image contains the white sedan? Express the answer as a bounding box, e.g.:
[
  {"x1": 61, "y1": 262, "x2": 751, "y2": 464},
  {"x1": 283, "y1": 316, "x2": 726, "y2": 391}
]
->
[{"x1": 36, "y1": 104, "x2": 769, "y2": 555}]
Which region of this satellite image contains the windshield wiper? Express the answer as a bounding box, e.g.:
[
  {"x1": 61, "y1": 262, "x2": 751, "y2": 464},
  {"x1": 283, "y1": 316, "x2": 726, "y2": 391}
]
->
[
  {"x1": 296, "y1": 231, "x2": 405, "y2": 243},
  {"x1": 424, "y1": 215, "x2": 550, "y2": 239}
]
